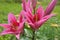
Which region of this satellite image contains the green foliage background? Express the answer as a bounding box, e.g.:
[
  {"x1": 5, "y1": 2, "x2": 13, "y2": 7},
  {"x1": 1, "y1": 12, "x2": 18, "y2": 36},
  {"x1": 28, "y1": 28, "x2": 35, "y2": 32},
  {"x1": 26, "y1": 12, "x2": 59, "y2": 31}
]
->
[
  {"x1": 0, "y1": 0, "x2": 21, "y2": 3},
  {"x1": 0, "y1": 0, "x2": 60, "y2": 40}
]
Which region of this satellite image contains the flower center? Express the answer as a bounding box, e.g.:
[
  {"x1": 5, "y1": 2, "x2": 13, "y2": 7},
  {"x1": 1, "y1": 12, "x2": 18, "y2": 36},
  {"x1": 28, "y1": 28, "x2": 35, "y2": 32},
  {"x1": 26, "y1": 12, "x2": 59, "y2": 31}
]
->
[
  {"x1": 11, "y1": 24, "x2": 18, "y2": 32},
  {"x1": 34, "y1": 14, "x2": 39, "y2": 22}
]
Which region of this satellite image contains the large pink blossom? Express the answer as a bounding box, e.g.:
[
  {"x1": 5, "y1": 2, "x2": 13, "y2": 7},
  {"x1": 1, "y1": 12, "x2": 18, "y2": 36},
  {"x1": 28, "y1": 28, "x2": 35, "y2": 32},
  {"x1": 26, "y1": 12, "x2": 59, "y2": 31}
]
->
[
  {"x1": 22, "y1": 0, "x2": 57, "y2": 30},
  {"x1": 0, "y1": 12, "x2": 25, "y2": 40},
  {"x1": 22, "y1": 7, "x2": 55, "y2": 30}
]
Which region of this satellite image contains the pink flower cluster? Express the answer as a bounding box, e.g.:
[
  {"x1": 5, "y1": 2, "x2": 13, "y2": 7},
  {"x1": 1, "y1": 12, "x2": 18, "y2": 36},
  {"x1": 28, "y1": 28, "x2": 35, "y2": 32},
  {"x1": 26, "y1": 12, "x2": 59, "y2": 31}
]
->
[{"x1": 0, "y1": 0, "x2": 57, "y2": 40}]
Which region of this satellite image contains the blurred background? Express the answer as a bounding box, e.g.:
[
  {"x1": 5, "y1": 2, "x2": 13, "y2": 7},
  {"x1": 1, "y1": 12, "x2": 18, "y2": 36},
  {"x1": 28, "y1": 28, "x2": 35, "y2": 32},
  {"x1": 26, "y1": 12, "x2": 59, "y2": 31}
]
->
[{"x1": 0, "y1": 0, "x2": 60, "y2": 40}]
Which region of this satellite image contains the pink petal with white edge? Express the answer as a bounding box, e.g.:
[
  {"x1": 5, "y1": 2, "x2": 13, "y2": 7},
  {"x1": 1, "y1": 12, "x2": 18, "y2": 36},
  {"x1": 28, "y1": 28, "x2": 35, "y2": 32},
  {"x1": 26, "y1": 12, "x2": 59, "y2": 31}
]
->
[
  {"x1": 8, "y1": 13, "x2": 18, "y2": 26},
  {"x1": 36, "y1": 14, "x2": 55, "y2": 29},
  {"x1": 37, "y1": 6, "x2": 44, "y2": 19},
  {"x1": 0, "y1": 24, "x2": 10, "y2": 28},
  {"x1": 0, "y1": 29, "x2": 13, "y2": 35},
  {"x1": 45, "y1": 0, "x2": 57, "y2": 15}
]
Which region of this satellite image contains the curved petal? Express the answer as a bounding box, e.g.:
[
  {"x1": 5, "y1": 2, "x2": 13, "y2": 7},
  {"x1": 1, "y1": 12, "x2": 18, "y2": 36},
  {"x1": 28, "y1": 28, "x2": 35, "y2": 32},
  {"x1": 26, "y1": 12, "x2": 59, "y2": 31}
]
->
[
  {"x1": 37, "y1": 6, "x2": 44, "y2": 19},
  {"x1": 18, "y1": 13, "x2": 23, "y2": 23},
  {"x1": 26, "y1": 12, "x2": 34, "y2": 23},
  {"x1": 19, "y1": 10, "x2": 25, "y2": 17},
  {"x1": 27, "y1": 0, "x2": 33, "y2": 12},
  {"x1": 0, "y1": 24, "x2": 10, "y2": 28},
  {"x1": 43, "y1": 14, "x2": 55, "y2": 19},
  {"x1": 28, "y1": 23, "x2": 36, "y2": 30},
  {"x1": 20, "y1": 11, "x2": 30, "y2": 22},
  {"x1": 8, "y1": 13, "x2": 18, "y2": 26},
  {"x1": 26, "y1": 6, "x2": 33, "y2": 17},
  {"x1": 36, "y1": 14, "x2": 55, "y2": 29},
  {"x1": 45, "y1": 0, "x2": 57, "y2": 15},
  {"x1": 22, "y1": 11, "x2": 34, "y2": 23},
  {"x1": 35, "y1": 19, "x2": 47, "y2": 30},
  {"x1": 0, "y1": 29, "x2": 13, "y2": 36},
  {"x1": 31, "y1": 0, "x2": 37, "y2": 9},
  {"x1": 17, "y1": 21, "x2": 25, "y2": 33},
  {"x1": 22, "y1": 0, "x2": 26, "y2": 11},
  {"x1": 27, "y1": 0, "x2": 31, "y2": 8}
]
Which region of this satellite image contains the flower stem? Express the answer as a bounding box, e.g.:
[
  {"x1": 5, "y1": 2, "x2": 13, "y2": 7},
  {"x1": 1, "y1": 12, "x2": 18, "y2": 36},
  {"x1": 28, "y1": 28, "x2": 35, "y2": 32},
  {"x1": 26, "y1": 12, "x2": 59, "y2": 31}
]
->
[
  {"x1": 33, "y1": 8, "x2": 35, "y2": 14},
  {"x1": 32, "y1": 30, "x2": 35, "y2": 40},
  {"x1": 10, "y1": 36, "x2": 18, "y2": 40},
  {"x1": 10, "y1": 36, "x2": 14, "y2": 40},
  {"x1": 16, "y1": 38, "x2": 18, "y2": 40}
]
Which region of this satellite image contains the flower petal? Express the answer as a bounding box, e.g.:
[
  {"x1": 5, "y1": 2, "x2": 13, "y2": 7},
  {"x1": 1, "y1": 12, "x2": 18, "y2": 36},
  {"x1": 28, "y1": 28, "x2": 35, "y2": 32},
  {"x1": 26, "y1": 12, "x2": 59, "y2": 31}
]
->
[
  {"x1": 26, "y1": 12, "x2": 34, "y2": 23},
  {"x1": 0, "y1": 24, "x2": 10, "y2": 28},
  {"x1": 31, "y1": 0, "x2": 37, "y2": 9},
  {"x1": 8, "y1": 13, "x2": 18, "y2": 26},
  {"x1": 43, "y1": 14, "x2": 55, "y2": 19},
  {"x1": 22, "y1": 11, "x2": 33, "y2": 23},
  {"x1": 37, "y1": 6, "x2": 44, "y2": 19},
  {"x1": 28, "y1": 23, "x2": 36, "y2": 30},
  {"x1": 0, "y1": 29, "x2": 13, "y2": 35},
  {"x1": 26, "y1": 0, "x2": 33, "y2": 14},
  {"x1": 15, "y1": 34, "x2": 20, "y2": 40},
  {"x1": 18, "y1": 13, "x2": 23, "y2": 23},
  {"x1": 45, "y1": 0, "x2": 57, "y2": 15},
  {"x1": 18, "y1": 21, "x2": 25, "y2": 33},
  {"x1": 26, "y1": 6, "x2": 33, "y2": 17},
  {"x1": 36, "y1": 14, "x2": 55, "y2": 29},
  {"x1": 22, "y1": 0, "x2": 26, "y2": 11},
  {"x1": 27, "y1": 0, "x2": 31, "y2": 7}
]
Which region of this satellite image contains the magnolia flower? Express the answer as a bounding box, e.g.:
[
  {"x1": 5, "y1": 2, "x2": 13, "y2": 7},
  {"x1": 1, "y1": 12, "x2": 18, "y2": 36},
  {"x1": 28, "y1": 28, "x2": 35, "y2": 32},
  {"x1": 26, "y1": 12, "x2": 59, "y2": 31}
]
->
[
  {"x1": 22, "y1": 0, "x2": 57, "y2": 30},
  {"x1": 0, "y1": 12, "x2": 25, "y2": 40}
]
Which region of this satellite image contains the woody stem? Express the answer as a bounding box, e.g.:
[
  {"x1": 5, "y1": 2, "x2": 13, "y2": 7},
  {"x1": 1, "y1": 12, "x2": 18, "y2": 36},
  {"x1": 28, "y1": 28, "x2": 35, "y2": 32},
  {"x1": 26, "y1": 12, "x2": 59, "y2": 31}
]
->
[{"x1": 22, "y1": 23, "x2": 25, "y2": 36}]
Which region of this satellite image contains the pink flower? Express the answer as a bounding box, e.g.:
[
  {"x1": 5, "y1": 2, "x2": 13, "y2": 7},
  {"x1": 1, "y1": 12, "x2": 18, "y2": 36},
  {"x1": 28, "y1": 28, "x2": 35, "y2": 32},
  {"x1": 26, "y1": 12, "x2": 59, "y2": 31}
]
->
[
  {"x1": 22, "y1": 0, "x2": 57, "y2": 30},
  {"x1": 0, "y1": 12, "x2": 25, "y2": 40},
  {"x1": 22, "y1": 6, "x2": 55, "y2": 30}
]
